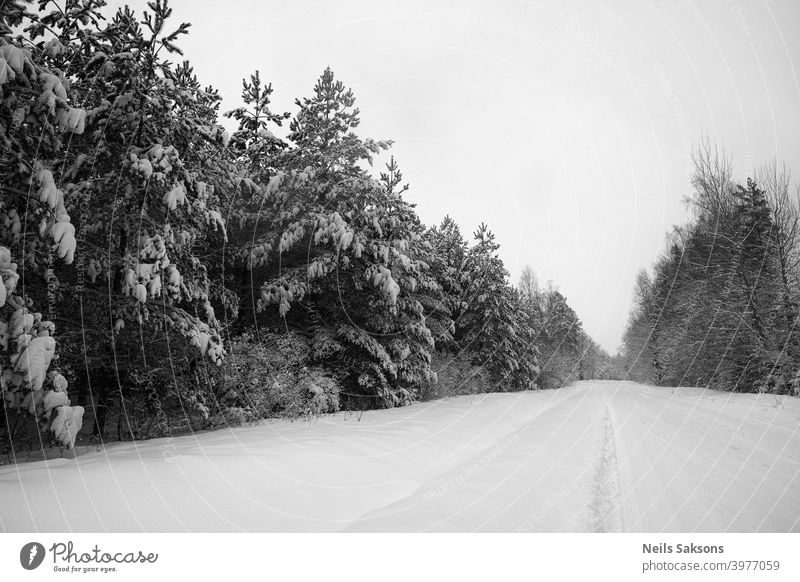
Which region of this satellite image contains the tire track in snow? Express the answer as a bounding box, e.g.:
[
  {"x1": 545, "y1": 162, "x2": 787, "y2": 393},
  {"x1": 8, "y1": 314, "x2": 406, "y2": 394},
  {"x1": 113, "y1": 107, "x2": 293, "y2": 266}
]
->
[{"x1": 586, "y1": 408, "x2": 623, "y2": 532}]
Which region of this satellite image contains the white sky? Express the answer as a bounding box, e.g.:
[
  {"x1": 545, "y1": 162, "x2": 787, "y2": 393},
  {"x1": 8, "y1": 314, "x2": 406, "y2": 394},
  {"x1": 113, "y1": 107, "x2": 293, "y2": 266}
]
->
[{"x1": 112, "y1": 0, "x2": 800, "y2": 353}]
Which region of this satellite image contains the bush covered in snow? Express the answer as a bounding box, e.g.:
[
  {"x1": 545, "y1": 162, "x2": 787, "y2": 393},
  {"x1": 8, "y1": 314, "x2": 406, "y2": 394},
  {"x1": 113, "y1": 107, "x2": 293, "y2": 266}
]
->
[
  {"x1": 213, "y1": 331, "x2": 341, "y2": 422},
  {"x1": 419, "y1": 351, "x2": 492, "y2": 401}
]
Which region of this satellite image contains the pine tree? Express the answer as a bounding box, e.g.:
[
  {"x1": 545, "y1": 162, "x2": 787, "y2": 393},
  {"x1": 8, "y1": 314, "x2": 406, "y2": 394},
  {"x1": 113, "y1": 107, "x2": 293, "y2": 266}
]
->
[
  {"x1": 2, "y1": 0, "x2": 236, "y2": 446},
  {"x1": 0, "y1": 0, "x2": 87, "y2": 448},
  {"x1": 225, "y1": 70, "x2": 290, "y2": 165},
  {"x1": 245, "y1": 68, "x2": 438, "y2": 407},
  {"x1": 221, "y1": 70, "x2": 291, "y2": 328},
  {"x1": 423, "y1": 215, "x2": 467, "y2": 348},
  {"x1": 536, "y1": 287, "x2": 583, "y2": 386},
  {"x1": 458, "y1": 224, "x2": 539, "y2": 390}
]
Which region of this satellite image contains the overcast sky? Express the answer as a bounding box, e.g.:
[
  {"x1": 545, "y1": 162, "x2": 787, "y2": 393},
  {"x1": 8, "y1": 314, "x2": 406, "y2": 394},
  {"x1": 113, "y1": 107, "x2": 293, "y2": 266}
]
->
[{"x1": 113, "y1": 0, "x2": 800, "y2": 353}]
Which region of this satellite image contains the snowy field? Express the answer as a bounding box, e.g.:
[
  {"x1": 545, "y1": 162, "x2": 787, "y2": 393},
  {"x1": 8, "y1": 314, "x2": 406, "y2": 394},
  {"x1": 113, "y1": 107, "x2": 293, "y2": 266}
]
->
[{"x1": 1, "y1": 381, "x2": 798, "y2": 532}]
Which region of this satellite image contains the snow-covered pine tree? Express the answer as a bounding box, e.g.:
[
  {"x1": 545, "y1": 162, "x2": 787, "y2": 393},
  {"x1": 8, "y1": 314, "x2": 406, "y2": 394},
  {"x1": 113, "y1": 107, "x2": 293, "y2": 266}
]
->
[
  {"x1": 246, "y1": 68, "x2": 438, "y2": 407},
  {"x1": 1, "y1": 0, "x2": 85, "y2": 448},
  {"x1": 458, "y1": 224, "x2": 539, "y2": 390},
  {"x1": 225, "y1": 70, "x2": 290, "y2": 170},
  {"x1": 222, "y1": 70, "x2": 291, "y2": 326},
  {"x1": 535, "y1": 286, "x2": 584, "y2": 387},
  {"x1": 423, "y1": 215, "x2": 467, "y2": 349},
  {"x1": 3, "y1": 0, "x2": 235, "y2": 442}
]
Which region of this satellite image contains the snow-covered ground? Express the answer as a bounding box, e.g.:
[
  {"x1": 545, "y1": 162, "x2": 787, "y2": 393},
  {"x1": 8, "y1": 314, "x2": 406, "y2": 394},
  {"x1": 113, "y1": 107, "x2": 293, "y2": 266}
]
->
[{"x1": 1, "y1": 381, "x2": 798, "y2": 532}]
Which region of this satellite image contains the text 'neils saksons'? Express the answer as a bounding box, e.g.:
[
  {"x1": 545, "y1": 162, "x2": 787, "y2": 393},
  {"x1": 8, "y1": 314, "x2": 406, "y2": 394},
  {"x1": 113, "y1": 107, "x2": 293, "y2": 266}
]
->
[{"x1": 643, "y1": 543, "x2": 724, "y2": 554}]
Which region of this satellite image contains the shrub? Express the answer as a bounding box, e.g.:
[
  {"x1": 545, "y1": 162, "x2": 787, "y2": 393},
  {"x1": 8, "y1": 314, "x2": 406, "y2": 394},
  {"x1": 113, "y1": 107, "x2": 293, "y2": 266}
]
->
[
  {"x1": 214, "y1": 330, "x2": 341, "y2": 422},
  {"x1": 536, "y1": 370, "x2": 565, "y2": 390},
  {"x1": 420, "y1": 351, "x2": 492, "y2": 400}
]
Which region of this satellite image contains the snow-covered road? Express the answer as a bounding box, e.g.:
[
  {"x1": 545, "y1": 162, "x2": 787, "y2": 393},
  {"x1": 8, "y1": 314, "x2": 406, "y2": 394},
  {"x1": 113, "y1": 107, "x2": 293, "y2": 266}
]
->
[{"x1": 1, "y1": 381, "x2": 799, "y2": 532}]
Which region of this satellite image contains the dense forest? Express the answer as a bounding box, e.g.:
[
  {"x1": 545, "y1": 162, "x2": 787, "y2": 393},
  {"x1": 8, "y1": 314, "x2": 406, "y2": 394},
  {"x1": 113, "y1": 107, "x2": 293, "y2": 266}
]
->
[
  {"x1": 0, "y1": 0, "x2": 609, "y2": 457},
  {"x1": 621, "y1": 141, "x2": 800, "y2": 395}
]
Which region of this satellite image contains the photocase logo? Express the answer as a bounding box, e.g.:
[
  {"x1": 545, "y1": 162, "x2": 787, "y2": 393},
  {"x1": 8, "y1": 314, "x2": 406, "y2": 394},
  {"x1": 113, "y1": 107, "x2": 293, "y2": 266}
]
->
[{"x1": 20, "y1": 542, "x2": 46, "y2": 570}]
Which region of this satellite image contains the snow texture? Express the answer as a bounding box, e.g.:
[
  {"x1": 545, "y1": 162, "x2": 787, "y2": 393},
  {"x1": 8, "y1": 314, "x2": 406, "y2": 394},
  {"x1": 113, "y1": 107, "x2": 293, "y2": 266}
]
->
[
  {"x1": 1, "y1": 381, "x2": 798, "y2": 532},
  {"x1": 55, "y1": 106, "x2": 86, "y2": 134},
  {"x1": 163, "y1": 182, "x2": 187, "y2": 210},
  {"x1": 12, "y1": 336, "x2": 56, "y2": 391},
  {"x1": 0, "y1": 44, "x2": 30, "y2": 85},
  {"x1": 48, "y1": 405, "x2": 85, "y2": 449}
]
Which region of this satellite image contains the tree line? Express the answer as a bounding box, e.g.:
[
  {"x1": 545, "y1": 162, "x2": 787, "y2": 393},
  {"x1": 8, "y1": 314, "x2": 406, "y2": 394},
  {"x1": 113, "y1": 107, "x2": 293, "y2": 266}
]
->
[
  {"x1": 0, "y1": 0, "x2": 607, "y2": 456},
  {"x1": 621, "y1": 141, "x2": 800, "y2": 395}
]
